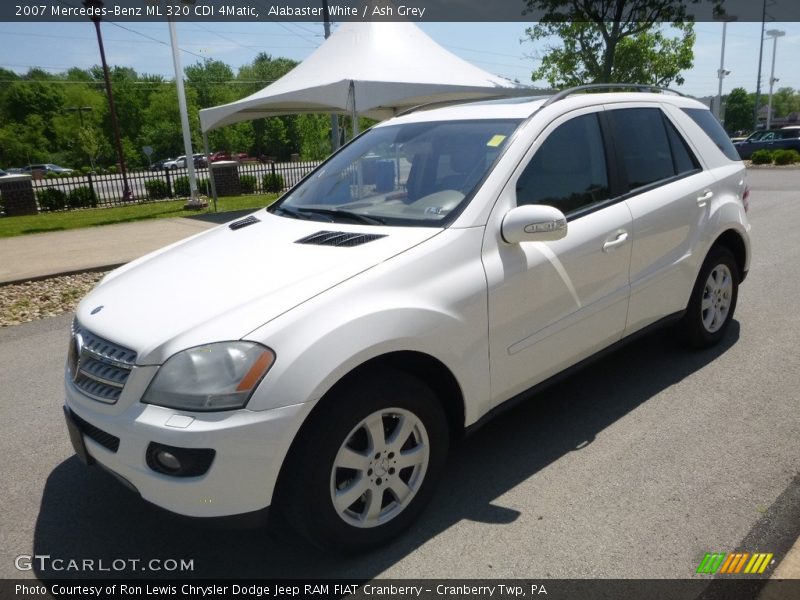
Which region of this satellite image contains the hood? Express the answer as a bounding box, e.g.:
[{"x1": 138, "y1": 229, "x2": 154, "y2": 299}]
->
[{"x1": 75, "y1": 211, "x2": 440, "y2": 364}]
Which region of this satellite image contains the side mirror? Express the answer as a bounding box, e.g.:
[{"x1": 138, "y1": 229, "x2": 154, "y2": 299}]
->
[{"x1": 501, "y1": 204, "x2": 568, "y2": 244}]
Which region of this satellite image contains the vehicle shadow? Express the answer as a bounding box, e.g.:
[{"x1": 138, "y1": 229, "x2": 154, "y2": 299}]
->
[{"x1": 33, "y1": 323, "x2": 739, "y2": 580}]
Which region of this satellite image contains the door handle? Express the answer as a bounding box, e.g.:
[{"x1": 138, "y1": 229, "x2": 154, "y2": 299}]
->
[
  {"x1": 603, "y1": 231, "x2": 629, "y2": 252},
  {"x1": 697, "y1": 190, "x2": 714, "y2": 207}
]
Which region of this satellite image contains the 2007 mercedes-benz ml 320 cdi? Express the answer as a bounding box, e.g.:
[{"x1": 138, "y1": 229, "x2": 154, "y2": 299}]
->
[{"x1": 63, "y1": 86, "x2": 750, "y2": 551}]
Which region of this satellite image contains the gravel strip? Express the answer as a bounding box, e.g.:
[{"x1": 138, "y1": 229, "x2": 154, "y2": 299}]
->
[{"x1": 0, "y1": 271, "x2": 110, "y2": 327}]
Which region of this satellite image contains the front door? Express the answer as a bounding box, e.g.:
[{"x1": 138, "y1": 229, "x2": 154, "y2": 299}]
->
[{"x1": 481, "y1": 108, "x2": 633, "y2": 413}]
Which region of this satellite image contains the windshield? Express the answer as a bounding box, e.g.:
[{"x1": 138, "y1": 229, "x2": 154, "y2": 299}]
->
[{"x1": 270, "y1": 119, "x2": 521, "y2": 227}]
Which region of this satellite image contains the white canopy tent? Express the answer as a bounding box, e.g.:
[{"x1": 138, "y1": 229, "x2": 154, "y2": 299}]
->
[{"x1": 199, "y1": 21, "x2": 529, "y2": 133}]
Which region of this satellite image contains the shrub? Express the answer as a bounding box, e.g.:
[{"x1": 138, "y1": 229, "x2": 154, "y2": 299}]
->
[
  {"x1": 173, "y1": 176, "x2": 210, "y2": 197},
  {"x1": 36, "y1": 187, "x2": 68, "y2": 212},
  {"x1": 145, "y1": 179, "x2": 170, "y2": 200},
  {"x1": 772, "y1": 149, "x2": 800, "y2": 165},
  {"x1": 262, "y1": 173, "x2": 285, "y2": 193},
  {"x1": 80, "y1": 166, "x2": 93, "y2": 175},
  {"x1": 107, "y1": 165, "x2": 118, "y2": 174},
  {"x1": 173, "y1": 175, "x2": 190, "y2": 197},
  {"x1": 750, "y1": 149, "x2": 773, "y2": 165},
  {"x1": 67, "y1": 186, "x2": 98, "y2": 208},
  {"x1": 45, "y1": 172, "x2": 60, "y2": 179},
  {"x1": 239, "y1": 174, "x2": 257, "y2": 194}
]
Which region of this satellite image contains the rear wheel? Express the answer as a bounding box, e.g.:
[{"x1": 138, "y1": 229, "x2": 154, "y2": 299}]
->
[
  {"x1": 276, "y1": 370, "x2": 449, "y2": 552},
  {"x1": 679, "y1": 246, "x2": 739, "y2": 348}
]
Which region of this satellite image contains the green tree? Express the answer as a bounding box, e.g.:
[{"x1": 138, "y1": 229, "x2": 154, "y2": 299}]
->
[
  {"x1": 722, "y1": 88, "x2": 754, "y2": 133},
  {"x1": 296, "y1": 114, "x2": 332, "y2": 160},
  {"x1": 77, "y1": 126, "x2": 108, "y2": 169},
  {"x1": 523, "y1": 0, "x2": 706, "y2": 87}
]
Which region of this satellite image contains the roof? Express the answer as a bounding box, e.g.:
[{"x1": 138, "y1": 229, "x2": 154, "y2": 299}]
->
[{"x1": 378, "y1": 92, "x2": 708, "y2": 127}]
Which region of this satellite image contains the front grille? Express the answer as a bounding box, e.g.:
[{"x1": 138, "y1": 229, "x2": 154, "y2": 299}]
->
[
  {"x1": 69, "y1": 321, "x2": 136, "y2": 404},
  {"x1": 295, "y1": 230, "x2": 387, "y2": 247},
  {"x1": 71, "y1": 410, "x2": 120, "y2": 452}
]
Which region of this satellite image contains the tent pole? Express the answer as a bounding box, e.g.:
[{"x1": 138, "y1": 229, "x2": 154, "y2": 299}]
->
[
  {"x1": 349, "y1": 80, "x2": 359, "y2": 139},
  {"x1": 203, "y1": 131, "x2": 218, "y2": 213},
  {"x1": 349, "y1": 80, "x2": 363, "y2": 199},
  {"x1": 321, "y1": 0, "x2": 340, "y2": 152}
]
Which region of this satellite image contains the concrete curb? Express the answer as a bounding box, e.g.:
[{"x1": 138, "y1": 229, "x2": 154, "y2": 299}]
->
[{"x1": 0, "y1": 264, "x2": 125, "y2": 287}]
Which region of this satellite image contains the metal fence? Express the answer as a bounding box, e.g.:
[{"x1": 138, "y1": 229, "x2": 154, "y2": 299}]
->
[{"x1": 27, "y1": 160, "x2": 320, "y2": 211}]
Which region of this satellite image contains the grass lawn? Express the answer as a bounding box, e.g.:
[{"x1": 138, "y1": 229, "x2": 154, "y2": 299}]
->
[{"x1": 0, "y1": 194, "x2": 278, "y2": 238}]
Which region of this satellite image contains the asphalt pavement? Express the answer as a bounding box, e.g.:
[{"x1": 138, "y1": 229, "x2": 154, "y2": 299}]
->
[{"x1": 0, "y1": 168, "x2": 798, "y2": 586}]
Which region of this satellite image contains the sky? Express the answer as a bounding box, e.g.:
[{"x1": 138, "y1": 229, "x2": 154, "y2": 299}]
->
[{"x1": 0, "y1": 20, "x2": 799, "y2": 100}]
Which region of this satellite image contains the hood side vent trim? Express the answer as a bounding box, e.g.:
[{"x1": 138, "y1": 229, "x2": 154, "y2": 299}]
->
[
  {"x1": 229, "y1": 215, "x2": 260, "y2": 230},
  {"x1": 295, "y1": 231, "x2": 387, "y2": 247}
]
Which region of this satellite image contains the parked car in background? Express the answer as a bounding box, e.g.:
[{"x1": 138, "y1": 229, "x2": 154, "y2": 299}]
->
[
  {"x1": 23, "y1": 163, "x2": 74, "y2": 174},
  {"x1": 162, "y1": 156, "x2": 183, "y2": 170},
  {"x1": 209, "y1": 151, "x2": 231, "y2": 162},
  {"x1": 150, "y1": 158, "x2": 174, "y2": 171},
  {"x1": 162, "y1": 155, "x2": 208, "y2": 169},
  {"x1": 733, "y1": 128, "x2": 800, "y2": 159},
  {"x1": 0, "y1": 168, "x2": 7, "y2": 177}
]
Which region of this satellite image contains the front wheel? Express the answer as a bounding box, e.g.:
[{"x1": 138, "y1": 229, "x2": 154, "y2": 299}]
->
[
  {"x1": 275, "y1": 370, "x2": 449, "y2": 552},
  {"x1": 679, "y1": 246, "x2": 739, "y2": 348}
]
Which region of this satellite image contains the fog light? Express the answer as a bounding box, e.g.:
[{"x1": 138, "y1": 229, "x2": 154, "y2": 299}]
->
[
  {"x1": 145, "y1": 442, "x2": 216, "y2": 477},
  {"x1": 155, "y1": 450, "x2": 182, "y2": 472}
]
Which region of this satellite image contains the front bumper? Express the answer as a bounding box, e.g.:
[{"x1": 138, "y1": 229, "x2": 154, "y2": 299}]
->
[{"x1": 63, "y1": 383, "x2": 309, "y2": 518}]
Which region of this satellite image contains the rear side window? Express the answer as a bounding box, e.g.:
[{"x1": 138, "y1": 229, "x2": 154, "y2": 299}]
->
[
  {"x1": 607, "y1": 108, "x2": 676, "y2": 189},
  {"x1": 682, "y1": 108, "x2": 740, "y2": 161},
  {"x1": 665, "y1": 119, "x2": 701, "y2": 174}
]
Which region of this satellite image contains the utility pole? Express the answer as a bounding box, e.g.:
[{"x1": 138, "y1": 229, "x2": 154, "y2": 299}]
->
[
  {"x1": 765, "y1": 29, "x2": 785, "y2": 130},
  {"x1": 83, "y1": 0, "x2": 133, "y2": 201},
  {"x1": 66, "y1": 106, "x2": 92, "y2": 128},
  {"x1": 322, "y1": 0, "x2": 340, "y2": 151}
]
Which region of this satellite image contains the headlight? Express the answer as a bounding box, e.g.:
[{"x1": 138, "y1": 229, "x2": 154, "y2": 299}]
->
[{"x1": 142, "y1": 342, "x2": 275, "y2": 411}]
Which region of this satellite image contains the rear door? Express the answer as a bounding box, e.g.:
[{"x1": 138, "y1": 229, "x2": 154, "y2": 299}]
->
[{"x1": 603, "y1": 104, "x2": 716, "y2": 333}]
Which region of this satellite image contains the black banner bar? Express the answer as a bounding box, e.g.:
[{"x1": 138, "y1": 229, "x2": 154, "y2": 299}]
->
[
  {"x1": 3, "y1": 0, "x2": 800, "y2": 23},
  {"x1": 4, "y1": 579, "x2": 800, "y2": 600}
]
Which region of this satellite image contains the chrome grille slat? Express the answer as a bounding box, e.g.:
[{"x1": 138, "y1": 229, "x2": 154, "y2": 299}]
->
[{"x1": 69, "y1": 321, "x2": 136, "y2": 404}]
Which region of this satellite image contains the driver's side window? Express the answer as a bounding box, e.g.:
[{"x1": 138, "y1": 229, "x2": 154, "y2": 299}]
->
[{"x1": 516, "y1": 113, "x2": 611, "y2": 215}]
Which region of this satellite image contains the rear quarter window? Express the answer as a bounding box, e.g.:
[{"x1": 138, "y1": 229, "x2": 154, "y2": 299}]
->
[{"x1": 682, "y1": 108, "x2": 741, "y2": 162}]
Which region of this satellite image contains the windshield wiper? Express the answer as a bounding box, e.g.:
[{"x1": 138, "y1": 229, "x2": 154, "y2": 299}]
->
[
  {"x1": 295, "y1": 207, "x2": 386, "y2": 225},
  {"x1": 272, "y1": 206, "x2": 316, "y2": 220}
]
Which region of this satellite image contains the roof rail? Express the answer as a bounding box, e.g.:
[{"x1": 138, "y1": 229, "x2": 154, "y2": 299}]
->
[
  {"x1": 541, "y1": 83, "x2": 687, "y2": 108},
  {"x1": 396, "y1": 90, "x2": 545, "y2": 118}
]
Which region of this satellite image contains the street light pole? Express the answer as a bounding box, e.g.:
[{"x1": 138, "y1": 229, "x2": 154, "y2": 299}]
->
[
  {"x1": 83, "y1": 0, "x2": 133, "y2": 201},
  {"x1": 167, "y1": 15, "x2": 204, "y2": 208},
  {"x1": 753, "y1": 0, "x2": 767, "y2": 130},
  {"x1": 765, "y1": 29, "x2": 785, "y2": 130},
  {"x1": 714, "y1": 16, "x2": 736, "y2": 121}
]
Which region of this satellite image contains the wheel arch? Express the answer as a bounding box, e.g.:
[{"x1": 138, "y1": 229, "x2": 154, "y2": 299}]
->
[
  {"x1": 710, "y1": 228, "x2": 748, "y2": 283},
  {"x1": 272, "y1": 350, "x2": 465, "y2": 505}
]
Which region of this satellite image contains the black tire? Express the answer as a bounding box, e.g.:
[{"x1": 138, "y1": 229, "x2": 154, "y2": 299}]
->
[
  {"x1": 275, "y1": 369, "x2": 449, "y2": 552},
  {"x1": 679, "y1": 246, "x2": 739, "y2": 348}
]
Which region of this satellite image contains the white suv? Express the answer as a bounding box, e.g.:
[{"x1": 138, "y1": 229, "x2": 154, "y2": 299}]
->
[{"x1": 63, "y1": 86, "x2": 750, "y2": 550}]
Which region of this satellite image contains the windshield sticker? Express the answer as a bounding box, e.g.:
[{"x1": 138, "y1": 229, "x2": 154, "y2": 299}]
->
[{"x1": 487, "y1": 135, "x2": 507, "y2": 147}]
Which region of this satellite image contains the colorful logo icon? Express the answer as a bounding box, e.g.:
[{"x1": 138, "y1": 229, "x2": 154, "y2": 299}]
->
[{"x1": 696, "y1": 552, "x2": 774, "y2": 574}]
